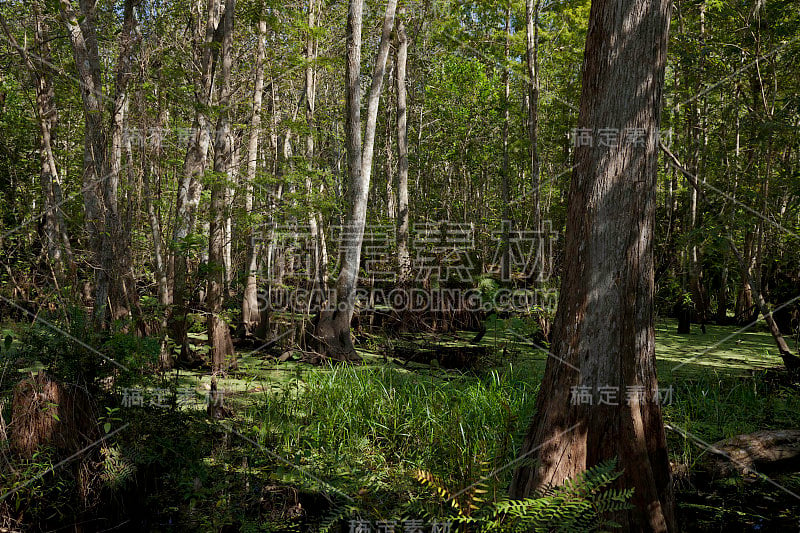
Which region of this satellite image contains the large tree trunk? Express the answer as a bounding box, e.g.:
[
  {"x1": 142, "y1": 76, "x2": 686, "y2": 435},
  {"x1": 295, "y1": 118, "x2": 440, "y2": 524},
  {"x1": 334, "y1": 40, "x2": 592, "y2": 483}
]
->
[
  {"x1": 510, "y1": 1, "x2": 675, "y2": 531},
  {"x1": 171, "y1": 0, "x2": 221, "y2": 361},
  {"x1": 698, "y1": 430, "x2": 800, "y2": 479},
  {"x1": 242, "y1": 17, "x2": 267, "y2": 337},
  {"x1": 208, "y1": 0, "x2": 236, "y2": 373},
  {"x1": 315, "y1": 0, "x2": 397, "y2": 359},
  {"x1": 395, "y1": 7, "x2": 410, "y2": 283}
]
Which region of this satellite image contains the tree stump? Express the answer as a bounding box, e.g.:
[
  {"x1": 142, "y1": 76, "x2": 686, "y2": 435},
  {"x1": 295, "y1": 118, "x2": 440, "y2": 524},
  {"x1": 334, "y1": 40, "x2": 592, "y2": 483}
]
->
[
  {"x1": 10, "y1": 372, "x2": 98, "y2": 459},
  {"x1": 675, "y1": 300, "x2": 692, "y2": 334}
]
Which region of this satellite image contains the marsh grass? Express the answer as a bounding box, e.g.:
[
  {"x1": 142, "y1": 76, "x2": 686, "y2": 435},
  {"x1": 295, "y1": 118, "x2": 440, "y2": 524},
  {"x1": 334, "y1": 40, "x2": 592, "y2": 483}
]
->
[{"x1": 241, "y1": 363, "x2": 538, "y2": 518}]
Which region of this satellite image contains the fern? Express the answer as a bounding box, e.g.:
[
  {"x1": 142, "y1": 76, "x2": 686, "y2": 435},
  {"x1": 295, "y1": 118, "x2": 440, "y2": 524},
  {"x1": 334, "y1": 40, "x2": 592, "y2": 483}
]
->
[
  {"x1": 415, "y1": 459, "x2": 633, "y2": 532},
  {"x1": 414, "y1": 459, "x2": 493, "y2": 516},
  {"x1": 99, "y1": 444, "x2": 136, "y2": 490}
]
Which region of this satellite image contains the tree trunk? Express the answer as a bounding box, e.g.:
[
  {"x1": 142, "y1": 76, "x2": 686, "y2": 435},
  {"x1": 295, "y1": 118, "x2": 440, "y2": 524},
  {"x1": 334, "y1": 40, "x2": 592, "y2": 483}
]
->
[
  {"x1": 58, "y1": 0, "x2": 137, "y2": 326},
  {"x1": 171, "y1": 0, "x2": 221, "y2": 361},
  {"x1": 224, "y1": 138, "x2": 238, "y2": 296},
  {"x1": 106, "y1": 0, "x2": 139, "y2": 323},
  {"x1": 385, "y1": 68, "x2": 396, "y2": 220},
  {"x1": 734, "y1": 229, "x2": 756, "y2": 321},
  {"x1": 208, "y1": 0, "x2": 236, "y2": 373},
  {"x1": 729, "y1": 237, "x2": 800, "y2": 370},
  {"x1": 143, "y1": 106, "x2": 171, "y2": 308},
  {"x1": 500, "y1": 8, "x2": 511, "y2": 283},
  {"x1": 699, "y1": 430, "x2": 800, "y2": 479},
  {"x1": 525, "y1": 0, "x2": 541, "y2": 230},
  {"x1": 315, "y1": 0, "x2": 397, "y2": 359},
  {"x1": 242, "y1": 17, "x2": 267, "y2": 336},
  {"x1": 510, "y1": 1, "x2": 675, "y2": 531},
  {"x1": 303, "y1": 0, "x2": 327, "y2": 308},
  {"x1": 395, "y1": 6, "x2": 410, "y2": 283},
  {"x1": 0, "y1": 3, "x2": 73, "y2": 278}
]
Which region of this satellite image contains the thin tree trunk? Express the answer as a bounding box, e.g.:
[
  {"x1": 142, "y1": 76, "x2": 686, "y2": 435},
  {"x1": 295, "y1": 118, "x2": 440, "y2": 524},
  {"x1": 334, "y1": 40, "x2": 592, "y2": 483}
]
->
[
  {"x1": 385, "y1": 58, "x2": 396, "y2": 220},
  {"x1": 395, "y1": 6, "x2": 410, "y2": 282},
  {"x1": 735, "y1": 229, "x2": 756, "y2": 320},
  {"x1": 208, "y1": 0, "x2": 236, "y2": 373},
  {"x1": 140, "y1": 146, "x2": 170, "y2": 309},
  {"x1": 511, "y1": 1, "x2": 675, "y2": 530},
  {"x1": 500, "y1": 8, "x2": 511, "y2": 283},
  {"x1": 525, "y1": 0, "x2": 541, "y2": 230},
  {"x1": 0, "y1": 4, "x2": 73, "y2": 277},
  {"x1": 171, "y1": 0, "x2": 221, "y2": 360},
  {"x1": 315, "y1": 0, "x2": 397, "y2": 359},
  {"x1": 242, "y1": 17, "x2": 267, "y2": 336},
  {"x1": 108, "y1": 0, "x2": 139, "y2": 322},
  {"x1": 303, "y1": 0, "x2": 327, "y2": 308},
  {"x1": 729, "y1": 237, "x2": 800, "y2": 369},
  {"x1": 224, "y1": 137, "x2": 239, "y2": 295}
]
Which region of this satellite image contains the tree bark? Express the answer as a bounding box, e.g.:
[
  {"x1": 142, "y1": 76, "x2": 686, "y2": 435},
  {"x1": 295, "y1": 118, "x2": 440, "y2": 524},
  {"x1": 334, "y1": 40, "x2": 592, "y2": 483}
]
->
[
  {"x1": 699, "y1": 430, "x2": 800, "y2": 478},
  {"x1": 728, "y1": 237, "x2": 800, "y2": 370},
  {"x1": 395, "y1": 7, "x2": 410, "y2": 283},
  {"x1": 208, "y1": 0, "x2": 236, "y2": 373},
  {"x1": 525, "y1": 0, "x2": 541, "y2": 230},
  {"x1": 500, "y1": 8, "x2": 512, "y2": 283},
  {"x1": 58, "y1": 0, "x2": 137, "y2": 325},
  {"x1": 143, "y1": 106, "x2": 171, "y2": 308},
  {"x1": 315, "y1": 0, "x2": 397, "y2": 359},
  {"x1": 303, "y1": 0, "x2": 327, "y2": 307},
  {"x1": 171, "y1": 0, "x2": 222, "y2": 361},
  {"x1": 510, "y1": 1, "x2": 675, "y2": 531},
  {"x1": 242, "y1": 17, "x2": 267, "y2": 336},
  {"x1": 0, "y1": 3, "x2": 73, "y2": 278}
]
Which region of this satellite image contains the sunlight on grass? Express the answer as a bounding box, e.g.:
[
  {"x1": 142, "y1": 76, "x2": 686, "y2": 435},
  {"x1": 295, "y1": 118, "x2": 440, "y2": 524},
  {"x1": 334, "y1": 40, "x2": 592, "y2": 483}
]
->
[{"x1": 655, "y1": 318, "x2": 783, "y2": 378}]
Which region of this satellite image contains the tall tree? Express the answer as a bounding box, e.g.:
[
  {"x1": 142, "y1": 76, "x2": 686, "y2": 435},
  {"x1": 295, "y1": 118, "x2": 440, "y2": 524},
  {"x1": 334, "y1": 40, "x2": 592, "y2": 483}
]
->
[
  {"x1": 0, "y1": 1, "x2": 73, "y2": 278},
  {"x1": 242, "y1": 16, "x2": 268, "y2": 336},
  {"x1": 208, "y1": 0, "x2": 236, "y2": 373},
  {"x1": 395, "y1": 5, "x2": 410, "y2": 282},
  {"x1": 58, "y1": 0, "x2": 138, "y2": 325},
  {"x1": 525, "y1": 0, "x2": 541, "y2": 230},
  {"x1": 510, "y1": 0, "x2": 675, "y2": 531},
  {"x1": 500, "y1": 6, "x2": 512, "y2": 282},
  {"x1": 315, "y1": 0, "x2": 397, "y2": 359},
  {"x1": 303, "y1": 0, "x2": 328, "y2": 303},
  {"x1": 170, "y1": 0, "x2": 222, "y2": 363}
]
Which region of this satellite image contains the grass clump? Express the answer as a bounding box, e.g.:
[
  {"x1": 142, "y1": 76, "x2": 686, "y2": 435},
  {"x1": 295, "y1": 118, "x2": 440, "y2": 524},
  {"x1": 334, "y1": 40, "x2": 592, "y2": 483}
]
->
[{"x1": 244, "y1": 363, "x2": 538, "y2": 519}]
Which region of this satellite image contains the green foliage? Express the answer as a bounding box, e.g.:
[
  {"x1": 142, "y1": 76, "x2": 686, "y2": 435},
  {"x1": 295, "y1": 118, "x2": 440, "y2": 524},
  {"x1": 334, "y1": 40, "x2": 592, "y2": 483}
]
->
[
  {"x1": 100, "y1": 443, "x2": 136, "y2": 489},
  {"x1": 244, "y1": 363, "x2": 537, "y2": 518},
  {"x1": 0, "y1": 448, "x2": 75, "y2": 527},
  {"x1": 415, "y1": 459, "x2": 632, "y2": 532},
  {"x1": 4, "y1": 308, "x2": 159, "y2": 387}
]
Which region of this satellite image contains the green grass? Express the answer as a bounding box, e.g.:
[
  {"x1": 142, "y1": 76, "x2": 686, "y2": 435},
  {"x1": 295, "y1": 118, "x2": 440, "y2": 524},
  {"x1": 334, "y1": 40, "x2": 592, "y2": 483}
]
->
[
  {"x1": 240, "y1": 364, "x2": 539, "y2": 505},
  {"x1": 4, "y1": 314, "x2": 798, "y2": 530},
  {"x1": 167, "y1": 315, "x2": 797, "y2": 526},
  {"x1": 654, "y1": 318, "x2": 784, "y2": 379},
  {"x1": 478, "y1": 315, "x2": 784, "y2": 382}
]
